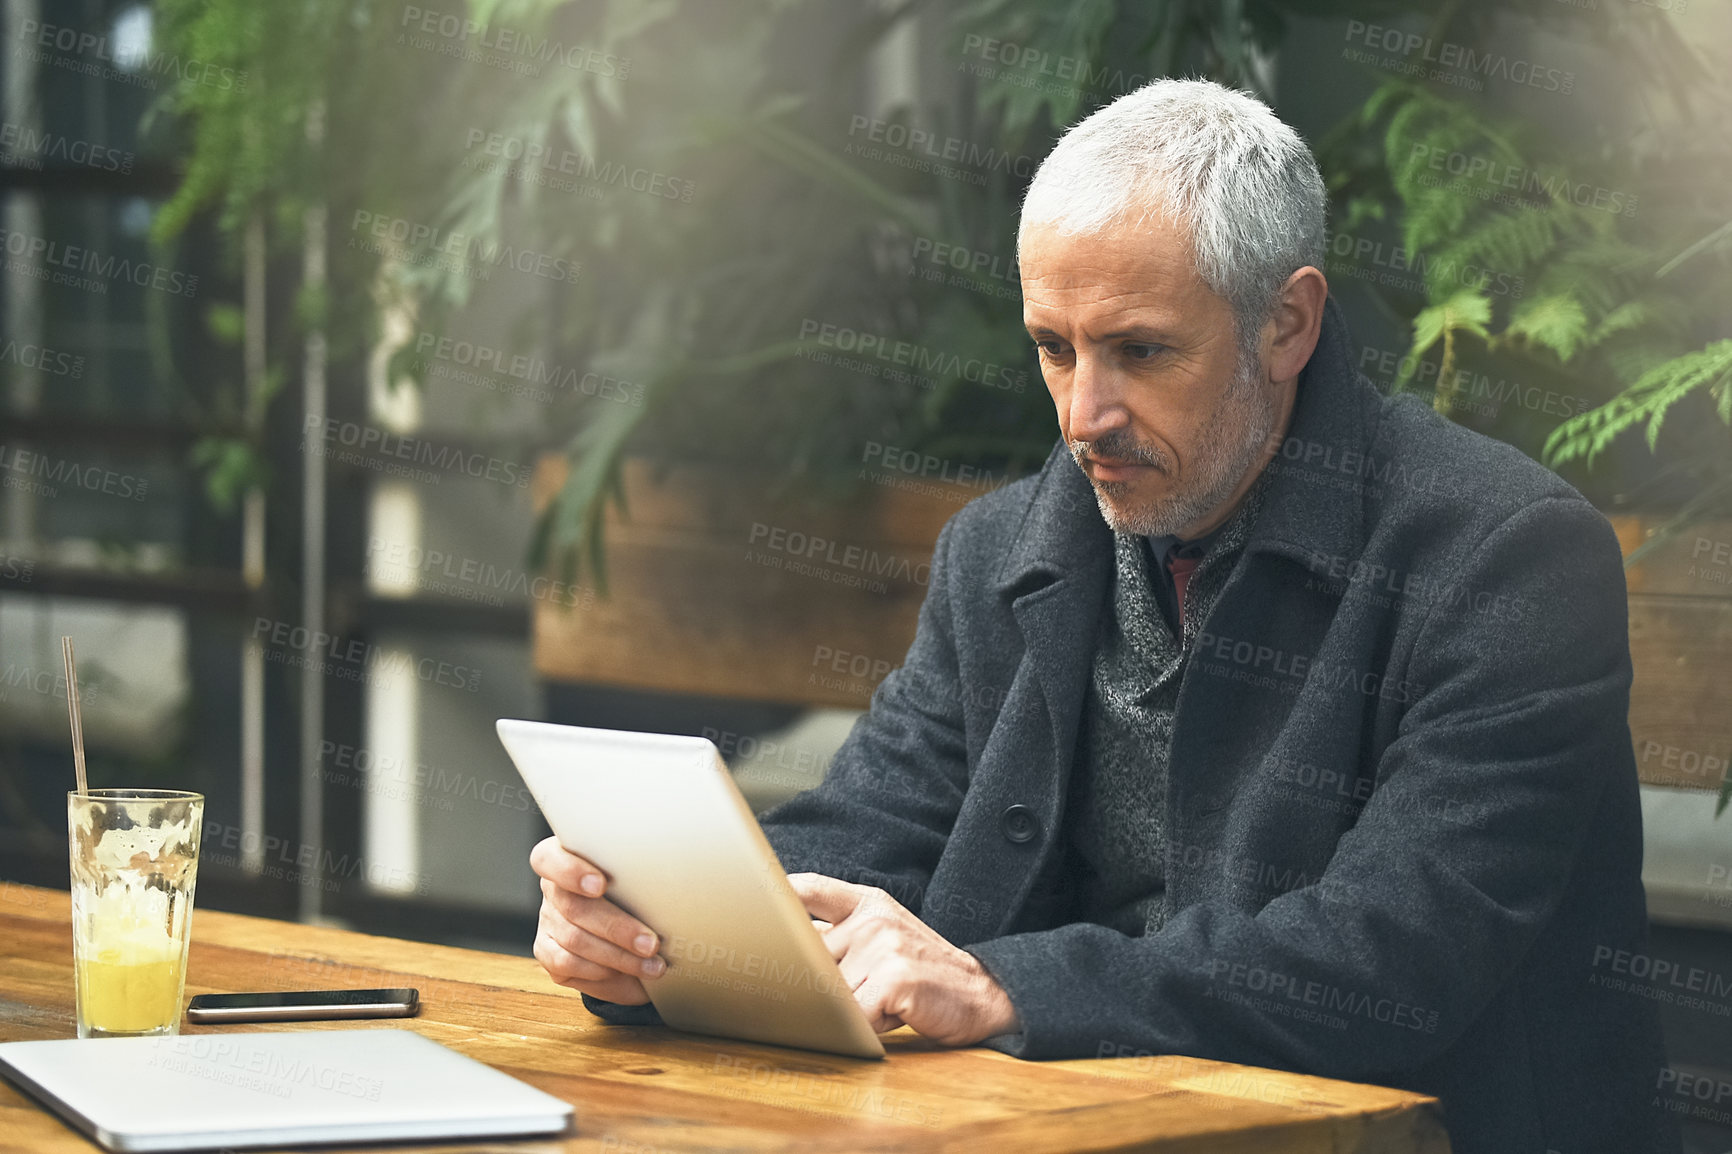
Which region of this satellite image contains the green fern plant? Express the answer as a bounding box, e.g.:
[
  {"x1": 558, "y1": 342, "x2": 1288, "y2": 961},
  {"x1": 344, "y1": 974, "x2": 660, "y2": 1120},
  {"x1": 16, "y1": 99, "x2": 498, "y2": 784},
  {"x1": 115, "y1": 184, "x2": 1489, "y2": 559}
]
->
[
  {"x1": 1325, "y1": 81, "x2": 1676, "y2": 417},
  {"x1": 1325, "y1": 68, "x2": 1732, "y2": 814}
]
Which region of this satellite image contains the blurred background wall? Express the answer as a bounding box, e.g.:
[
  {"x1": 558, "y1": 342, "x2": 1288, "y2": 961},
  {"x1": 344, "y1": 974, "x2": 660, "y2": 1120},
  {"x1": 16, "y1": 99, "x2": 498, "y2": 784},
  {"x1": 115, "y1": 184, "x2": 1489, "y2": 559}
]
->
[{"x1": 1, "y1": 0, "x2": 1729, "y2": 1142}]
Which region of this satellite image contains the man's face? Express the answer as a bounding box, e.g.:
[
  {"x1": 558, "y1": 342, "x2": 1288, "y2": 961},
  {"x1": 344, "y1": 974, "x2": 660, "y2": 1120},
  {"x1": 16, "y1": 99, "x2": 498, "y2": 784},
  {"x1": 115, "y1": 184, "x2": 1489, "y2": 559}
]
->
[{"x1": 1020, "y1": 216, "x2": 1281, "y2": 539}]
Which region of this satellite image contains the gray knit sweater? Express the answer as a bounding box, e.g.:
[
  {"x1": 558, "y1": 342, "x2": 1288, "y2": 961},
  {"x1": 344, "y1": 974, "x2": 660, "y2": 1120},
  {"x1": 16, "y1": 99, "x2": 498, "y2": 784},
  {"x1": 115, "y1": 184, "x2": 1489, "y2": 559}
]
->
[{"x1": 1063, "y1": 472, "x2": 1269, "y2": 936}]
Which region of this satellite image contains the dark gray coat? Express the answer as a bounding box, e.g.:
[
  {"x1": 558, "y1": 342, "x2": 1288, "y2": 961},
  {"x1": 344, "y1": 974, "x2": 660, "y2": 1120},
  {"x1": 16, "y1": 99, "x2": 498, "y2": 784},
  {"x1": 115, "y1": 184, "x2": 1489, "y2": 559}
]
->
[{"x1": 590, "y1": 300, "x2": 1677, "y2": 1154}]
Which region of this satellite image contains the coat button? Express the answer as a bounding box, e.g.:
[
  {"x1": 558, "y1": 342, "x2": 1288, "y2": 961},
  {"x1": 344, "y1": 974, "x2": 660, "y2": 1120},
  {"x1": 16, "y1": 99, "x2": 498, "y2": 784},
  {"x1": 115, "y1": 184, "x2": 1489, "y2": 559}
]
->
[{"x1": 999, "y1": 804, "x2": 1039, "y2": 844}]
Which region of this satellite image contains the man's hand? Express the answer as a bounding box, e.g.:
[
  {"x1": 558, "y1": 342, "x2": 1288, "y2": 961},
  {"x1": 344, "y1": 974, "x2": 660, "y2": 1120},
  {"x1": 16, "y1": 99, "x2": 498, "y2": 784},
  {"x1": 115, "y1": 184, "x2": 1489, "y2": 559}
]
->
[
  {"x1": 530, "y1": 836, "x2": 665, "y2": 1005},
  {"x1": 788, "y1": 873, "x2": 1020, "y2": 1046}
]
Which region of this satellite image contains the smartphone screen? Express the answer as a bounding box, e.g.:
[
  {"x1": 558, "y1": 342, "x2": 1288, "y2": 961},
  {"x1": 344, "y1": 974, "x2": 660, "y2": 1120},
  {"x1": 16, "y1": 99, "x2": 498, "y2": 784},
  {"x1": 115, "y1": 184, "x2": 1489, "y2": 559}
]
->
[{"x1": 186, "y1": 988, "x2": 420, "y2": 1022}]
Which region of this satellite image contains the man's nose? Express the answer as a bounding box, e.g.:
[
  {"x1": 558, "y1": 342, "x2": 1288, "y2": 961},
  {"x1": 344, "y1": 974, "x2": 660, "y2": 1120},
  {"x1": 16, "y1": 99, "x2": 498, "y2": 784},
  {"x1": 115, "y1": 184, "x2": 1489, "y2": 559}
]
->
[{"x1": 1067, "y1": 356, "x2": 1127, "y2": 442}]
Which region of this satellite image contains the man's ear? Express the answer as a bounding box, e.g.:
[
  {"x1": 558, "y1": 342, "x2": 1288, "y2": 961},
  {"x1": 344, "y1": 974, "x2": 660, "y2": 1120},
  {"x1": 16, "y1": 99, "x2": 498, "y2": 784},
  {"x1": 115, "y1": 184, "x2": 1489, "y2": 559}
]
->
[{"x1": 1265, "y1": 266, "x2": 1329, "y2": 385}]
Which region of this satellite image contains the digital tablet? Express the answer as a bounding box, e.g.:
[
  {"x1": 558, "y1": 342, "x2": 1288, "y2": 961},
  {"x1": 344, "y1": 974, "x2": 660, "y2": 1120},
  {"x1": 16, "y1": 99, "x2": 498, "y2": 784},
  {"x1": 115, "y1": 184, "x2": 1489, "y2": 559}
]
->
[{"x1": 496, "y1": 719, "x2": 885, "y2": 1059}]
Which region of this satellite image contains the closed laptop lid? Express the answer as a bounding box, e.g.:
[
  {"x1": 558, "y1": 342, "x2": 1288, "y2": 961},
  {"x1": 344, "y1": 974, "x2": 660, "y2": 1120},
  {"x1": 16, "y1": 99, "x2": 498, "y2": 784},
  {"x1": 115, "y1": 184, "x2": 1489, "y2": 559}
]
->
[{"x1": 0, "y1": 1029, "x2": 574, "y2": 1152}]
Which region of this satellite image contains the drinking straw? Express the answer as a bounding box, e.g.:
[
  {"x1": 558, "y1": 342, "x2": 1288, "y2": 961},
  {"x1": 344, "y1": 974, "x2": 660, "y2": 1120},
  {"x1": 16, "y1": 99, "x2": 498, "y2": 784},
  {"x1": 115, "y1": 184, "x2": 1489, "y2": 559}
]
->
[{"x1": 61, "y1": 637, "x2": 88, "y2": 796}]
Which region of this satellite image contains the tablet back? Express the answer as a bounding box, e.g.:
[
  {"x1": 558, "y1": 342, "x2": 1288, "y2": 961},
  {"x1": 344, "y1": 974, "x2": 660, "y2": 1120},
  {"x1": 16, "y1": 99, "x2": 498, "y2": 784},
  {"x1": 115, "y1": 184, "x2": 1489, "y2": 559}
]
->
[{"x1": 497, "y1": 719, "x2": 884, "y2": 1059}]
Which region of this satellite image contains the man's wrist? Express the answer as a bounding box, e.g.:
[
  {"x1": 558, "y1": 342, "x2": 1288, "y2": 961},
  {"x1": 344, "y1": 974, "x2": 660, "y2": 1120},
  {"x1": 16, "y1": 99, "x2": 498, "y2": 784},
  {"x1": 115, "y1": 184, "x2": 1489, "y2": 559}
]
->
[
  {"x1": 982, "y1": 986, "x2": 1021, "y2": 1039},
  {"x1": 968, "y1": 952, "x2": 1021, "y2": 1039}
]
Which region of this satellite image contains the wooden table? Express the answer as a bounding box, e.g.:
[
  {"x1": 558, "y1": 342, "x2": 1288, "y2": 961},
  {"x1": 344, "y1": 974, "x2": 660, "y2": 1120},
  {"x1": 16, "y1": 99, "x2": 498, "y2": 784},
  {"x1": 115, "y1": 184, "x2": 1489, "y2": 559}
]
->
[{"x1": 0, "y1": 882, "x2": 1449, "y2": 1152}]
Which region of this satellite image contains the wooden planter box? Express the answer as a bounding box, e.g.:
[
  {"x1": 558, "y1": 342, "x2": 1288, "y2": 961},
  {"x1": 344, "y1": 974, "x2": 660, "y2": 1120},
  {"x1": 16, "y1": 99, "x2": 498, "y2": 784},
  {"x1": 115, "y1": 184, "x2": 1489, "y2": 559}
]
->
[
  {"x1": 1614, "y1": 516, "x2": 1732, "y2": 793},
  {"x1": 529, "y1": 460, "x2": 1732, "y2": 789},
  {"x1": 530, "y1": 456, "x2": 992, "y2": 707}
]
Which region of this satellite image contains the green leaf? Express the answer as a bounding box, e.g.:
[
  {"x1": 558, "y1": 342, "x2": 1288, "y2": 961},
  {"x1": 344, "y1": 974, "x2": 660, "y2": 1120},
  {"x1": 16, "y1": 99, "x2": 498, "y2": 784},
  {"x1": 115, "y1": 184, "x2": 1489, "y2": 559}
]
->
[
  {"x1": 1501, "y1": 294, "x2": 1589, "y2": 364},
  {"x1": 206, "y1": 303, "x2": 246, "y2": 345},
  {"x1": 1399, "y1": 290, "x2": 1490, "y2": 385},
  {"x1": 1544, "y1": 339, "x2": 1732, "y2": 468},
  {"x1": 1589, "y1": 300, "x2": 1663, "y2": 347},
  {"x1": 189, "y1": 437, "x2": 269, "y2": 513},
  {"x1": 1410, "y1": 290, "x2": 1491, "y2": 353}
]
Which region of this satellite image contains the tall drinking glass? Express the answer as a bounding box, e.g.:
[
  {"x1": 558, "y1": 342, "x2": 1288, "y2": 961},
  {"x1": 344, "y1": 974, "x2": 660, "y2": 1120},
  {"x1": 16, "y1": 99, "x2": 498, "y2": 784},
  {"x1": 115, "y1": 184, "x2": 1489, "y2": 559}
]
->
[{"x1": 68, "y1": 790, "x2": 204, "y2": 1038}]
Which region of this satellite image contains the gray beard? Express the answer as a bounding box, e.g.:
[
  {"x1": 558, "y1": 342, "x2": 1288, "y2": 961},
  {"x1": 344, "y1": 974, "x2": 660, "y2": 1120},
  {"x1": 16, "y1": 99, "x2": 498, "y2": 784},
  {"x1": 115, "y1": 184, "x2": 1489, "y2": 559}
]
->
[{"x1": 1070, "y1": 357, "x2": 1278, "y2": 538}]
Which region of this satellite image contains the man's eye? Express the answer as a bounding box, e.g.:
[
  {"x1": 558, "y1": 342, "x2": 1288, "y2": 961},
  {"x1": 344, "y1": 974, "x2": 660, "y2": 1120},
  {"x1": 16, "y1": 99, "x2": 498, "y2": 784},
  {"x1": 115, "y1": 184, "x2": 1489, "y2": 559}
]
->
[
  {"x1": 1124, "y1": 343, "x2": 1165, "y2": 361},
  {"x1": 1034, "y1": 340, "x2": 1067, "y2": 357}
]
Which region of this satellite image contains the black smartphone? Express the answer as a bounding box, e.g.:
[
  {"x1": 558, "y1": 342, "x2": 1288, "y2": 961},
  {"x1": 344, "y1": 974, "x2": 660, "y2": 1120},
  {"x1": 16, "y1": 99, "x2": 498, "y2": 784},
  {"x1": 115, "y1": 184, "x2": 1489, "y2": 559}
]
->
[{"x1": 185, "y1": 988, "x2": 420, "y2": 1023}]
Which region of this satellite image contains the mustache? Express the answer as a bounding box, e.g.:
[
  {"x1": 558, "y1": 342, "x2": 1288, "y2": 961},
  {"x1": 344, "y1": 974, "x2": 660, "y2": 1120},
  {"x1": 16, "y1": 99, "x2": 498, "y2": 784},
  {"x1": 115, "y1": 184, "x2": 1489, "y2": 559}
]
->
[{"x1": 1068, "y1": 430, "x2": 1171, "y2": 472}]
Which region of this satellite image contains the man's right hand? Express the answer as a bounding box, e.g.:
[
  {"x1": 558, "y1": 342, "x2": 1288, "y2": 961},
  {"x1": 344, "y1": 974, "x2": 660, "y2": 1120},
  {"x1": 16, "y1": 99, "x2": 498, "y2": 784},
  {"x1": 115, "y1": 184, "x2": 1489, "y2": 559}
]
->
[{"x1": 530, "y1": 836, "x2": 665, "y2": 1005}]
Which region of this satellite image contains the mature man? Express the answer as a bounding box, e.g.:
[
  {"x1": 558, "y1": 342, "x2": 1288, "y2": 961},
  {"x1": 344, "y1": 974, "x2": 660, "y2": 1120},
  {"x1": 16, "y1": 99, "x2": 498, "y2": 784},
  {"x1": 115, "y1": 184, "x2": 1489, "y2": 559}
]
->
[{"x1": 531, "y1": 80, "x2": 1675, "y2": 1153}]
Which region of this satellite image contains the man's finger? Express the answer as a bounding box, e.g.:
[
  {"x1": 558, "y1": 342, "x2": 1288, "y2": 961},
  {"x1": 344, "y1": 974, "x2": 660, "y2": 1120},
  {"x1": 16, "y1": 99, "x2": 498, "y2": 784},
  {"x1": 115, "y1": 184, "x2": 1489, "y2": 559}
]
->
[
  {"x1": 816, "y1": 920, "x2": 847, "y2": 962},
  {"x1": 836, "y1": 953, "x2": 900, "y2": 1035},
  {"x1": 535, "y1": 925, "x2": 651, "y2": 1005},
  {"x1": 529, "y1": 836, "x2": 609, "y2": 897},
  {"x1": 535, "y1": 930, "x2": 615, "y2": 984},
  {"x1": 541, "y1": 902, "x2": 666, "y2": 978},
  {"x1": 555, "y1": 971, "x2": 651, "y2": 1006},
  {"x1": 539, "y1": 878, "x2": 661, "y2": 958},
  {"x1": 786, "y1": 872, "x2": 870, "y2": 924}
]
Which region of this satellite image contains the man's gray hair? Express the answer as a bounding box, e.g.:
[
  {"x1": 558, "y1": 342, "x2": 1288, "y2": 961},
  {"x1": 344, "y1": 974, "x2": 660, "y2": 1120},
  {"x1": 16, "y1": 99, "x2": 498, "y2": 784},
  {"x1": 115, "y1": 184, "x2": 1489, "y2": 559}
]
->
[{"x1": 1018, "y1": 78, "x2": 1327, "y2": 361}]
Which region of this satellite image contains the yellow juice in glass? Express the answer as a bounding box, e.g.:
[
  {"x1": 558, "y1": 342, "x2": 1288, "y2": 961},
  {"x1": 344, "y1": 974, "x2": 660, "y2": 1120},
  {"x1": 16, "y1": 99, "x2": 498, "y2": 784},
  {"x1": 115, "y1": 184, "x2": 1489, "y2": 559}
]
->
[
  {"x1": 75, "y1": 932, "x2": 185, "y2": 1034},
  {"x1": 68, "y1": 790, "x2": 203, "y2": 1039}
]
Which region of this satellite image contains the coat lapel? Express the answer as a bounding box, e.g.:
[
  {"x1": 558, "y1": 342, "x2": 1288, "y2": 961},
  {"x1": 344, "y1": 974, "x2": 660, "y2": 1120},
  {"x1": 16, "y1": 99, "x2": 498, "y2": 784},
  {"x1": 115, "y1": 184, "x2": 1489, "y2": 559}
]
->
[
  {"x1": 987, "y1": 445, "x2": 1113, "y2": 916},
  {"x1": 1000, "y1": 445, "x2": 1112, "y2": 729}
]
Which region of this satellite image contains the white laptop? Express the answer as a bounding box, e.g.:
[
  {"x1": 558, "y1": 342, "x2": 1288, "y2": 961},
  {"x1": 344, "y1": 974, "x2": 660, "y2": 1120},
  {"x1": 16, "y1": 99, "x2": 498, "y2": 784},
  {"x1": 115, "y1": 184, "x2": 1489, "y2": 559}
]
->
[
  {"x1": 0, "y1": 1029, "x2": 573, "y2": 1152},
  {"x1": 496, "y1": 718, "x2": 885, "y2": 1059}
]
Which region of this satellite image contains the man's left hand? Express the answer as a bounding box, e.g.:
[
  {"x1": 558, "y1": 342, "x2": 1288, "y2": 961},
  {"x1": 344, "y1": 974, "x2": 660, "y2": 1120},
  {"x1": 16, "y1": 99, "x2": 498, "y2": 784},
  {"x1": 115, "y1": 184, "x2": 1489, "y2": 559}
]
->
[{"x1": 787, "y1": 873, "x2": 1020, "y2": 1046}]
